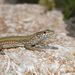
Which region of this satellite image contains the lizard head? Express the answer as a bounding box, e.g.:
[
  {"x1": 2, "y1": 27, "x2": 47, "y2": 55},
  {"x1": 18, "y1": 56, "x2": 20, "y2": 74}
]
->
[
  {"x1": 29, "y1": 29, "x2": 54, "y2": 45},
  {"x1": 36, "y1": 29, "x2": 54, "y2": 40}
]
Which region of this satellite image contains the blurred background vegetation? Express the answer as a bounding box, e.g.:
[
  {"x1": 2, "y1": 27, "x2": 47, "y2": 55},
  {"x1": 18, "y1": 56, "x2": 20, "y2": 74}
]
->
[{"x1": 0, "y1": 0, "x2": 75, "y2": 20}]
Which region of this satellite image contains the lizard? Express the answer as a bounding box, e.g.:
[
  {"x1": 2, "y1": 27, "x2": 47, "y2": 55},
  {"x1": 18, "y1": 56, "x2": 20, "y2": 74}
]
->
[{"x1": 0, "y1": 29, "x2": 54, "y2": 55}]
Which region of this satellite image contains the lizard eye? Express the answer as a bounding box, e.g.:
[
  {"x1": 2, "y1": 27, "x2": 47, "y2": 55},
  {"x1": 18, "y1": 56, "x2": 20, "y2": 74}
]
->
[
  {"x1": 44, "y1": 31, "x2": 46, "y2": 34},
  {"x1": 31, "y1": 44, "x2": 35, "y2": 47}
]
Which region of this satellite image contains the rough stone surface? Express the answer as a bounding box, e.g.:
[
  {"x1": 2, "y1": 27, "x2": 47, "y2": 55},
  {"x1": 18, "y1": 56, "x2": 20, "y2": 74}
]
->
[
  {"x1": 0, "y1": 4, "x2": 75, "y2": 75},
  {"x1": 0, "y1": 0, "x2": 5, "y2": 4}
]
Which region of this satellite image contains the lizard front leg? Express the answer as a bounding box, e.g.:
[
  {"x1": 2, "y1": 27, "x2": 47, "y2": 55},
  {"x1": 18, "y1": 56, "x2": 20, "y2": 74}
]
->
[
  {"x1": 36, "y1": 42, "x2": 49, "y2": 46},
  {"x1": 0, "y1": 44, "x2": 3, "y2": 51},
  {"x1": 24, "y1": 44, "x2": 43, "y2": 51},
  {"x1": 0, "y1": 44, "x2": 5, "y2": 55}
]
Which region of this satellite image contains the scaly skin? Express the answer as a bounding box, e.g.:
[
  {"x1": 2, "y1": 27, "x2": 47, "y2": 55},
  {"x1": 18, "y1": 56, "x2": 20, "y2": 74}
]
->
[{"x1": 0, "y1": 29, "x2": 54, "y2": 54}]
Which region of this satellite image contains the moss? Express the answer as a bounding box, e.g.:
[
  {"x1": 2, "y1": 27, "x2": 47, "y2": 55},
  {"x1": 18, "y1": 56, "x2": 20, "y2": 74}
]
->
[{"x1": 39, "y1": 0, "x2": 55, "y2": 10}]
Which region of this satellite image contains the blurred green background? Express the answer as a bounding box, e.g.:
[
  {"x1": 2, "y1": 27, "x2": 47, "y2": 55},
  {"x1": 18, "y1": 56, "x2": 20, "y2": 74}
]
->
[{"x1": 1, "y1": 0, "x2": 75, "y2": 20}]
